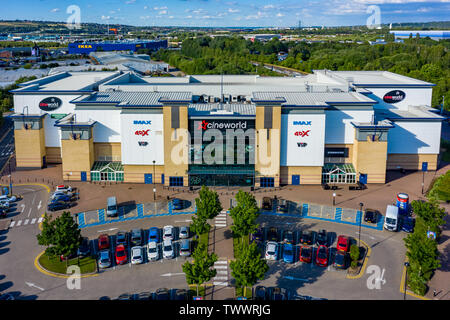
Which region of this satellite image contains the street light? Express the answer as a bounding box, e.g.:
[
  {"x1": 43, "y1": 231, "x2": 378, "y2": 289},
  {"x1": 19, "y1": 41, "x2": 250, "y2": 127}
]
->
[
  {"x1": 404, "y1": 262, "x2": 410, "y2": 300},
  {"x1": 332, "y1": 193, "x2": 336, "y2": 206},
  {"x1": 421, "y1": 170, "x2": 425, "y2": 195},
  {"x1": 358, "y1": 202, "x2": 364, "y2": 247},
  {"x1": 152, "y1": 160, "x2": 156, "y2": 201},
  {"x1": 8, "y1": 158, "x2": 12, "y2": 197}
]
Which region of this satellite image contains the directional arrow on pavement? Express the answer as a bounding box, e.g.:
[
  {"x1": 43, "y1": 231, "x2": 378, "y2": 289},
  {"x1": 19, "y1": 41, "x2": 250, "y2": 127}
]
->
[
  {"x1": 25, "y1": 282, "x2": 45, "y2": 291},
  {"x1": 37, "y1": 200, "x2": 42, "y2": 211},
  {"x1": 97, "y1": 228, "x2": 118, "y2": 233},
  {"x1": 20, "y1": 204, "x2": 25, "y2": 213},
  {"x1": 174, "y1": 219, "x2": 192, "y2": 223},
  {"x1": 161, "y1": 273, "x2": 185, "y2": 277}
]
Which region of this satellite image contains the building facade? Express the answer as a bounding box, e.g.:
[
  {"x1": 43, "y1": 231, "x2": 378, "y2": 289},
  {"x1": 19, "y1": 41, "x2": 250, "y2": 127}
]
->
[{"x1": 10, "y1": 70, "x2": 443, "y2": 187}]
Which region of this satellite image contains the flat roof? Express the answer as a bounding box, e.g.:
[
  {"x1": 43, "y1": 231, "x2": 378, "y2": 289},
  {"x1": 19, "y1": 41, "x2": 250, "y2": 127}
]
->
[
  {"x1": 325, "y1": 70, "x2": 435, "y2": 87},
  {"x1": 376, "y1": 105, "x2": 444, "y2": 121},
  {"x1": 252, "y1": 91, "x2": 375, "y2": 106}
]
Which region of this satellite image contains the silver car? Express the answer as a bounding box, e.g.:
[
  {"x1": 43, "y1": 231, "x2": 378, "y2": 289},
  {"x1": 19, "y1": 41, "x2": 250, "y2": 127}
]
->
[
  {"x1": 98, "y1": 250, "x2": 111, "y2": 268},
  {"x1": 163, "y1": 239, "x2": 174, "y2": 259},
  {"x1": 265, "y1": 241, "x2": 278, "y2": 261},
  {"x1": 147, "y1": 241, "x2": 159, "y2": 261},
  {"x1": 131, "y1": 246, "x2": 144, "y2": 264},
  {"x1": 179, "y1": 226, "x2": 189, "y2": 239}
]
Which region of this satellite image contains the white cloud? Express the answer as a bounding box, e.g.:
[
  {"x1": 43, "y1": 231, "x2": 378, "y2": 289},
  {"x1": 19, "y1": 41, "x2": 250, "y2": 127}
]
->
[
  {"x1": 169, "y1": 16, "x2": 174, "y2": 19},
  {"x1": 144, "y1": 6, "x2": 148, "y2": 10},
  {"x1": 355, "y1": 0, "x2": 449, "y2": 3},
  {"x1": 228, "y1": 8, "x2": 240, "y2": 13},
  {"x1": 263, "y1": 4, "x2": 275, "y2": 9},
  {"x1": 276, "y1": 13, "x2": 285, "y2": 17},
  {"x1": 417, "y1": 7, "x2": 432, "y2": 12},
  {"x1": 186, "y1": 15, "x2": 193, "y2": 19},
  {"x1": 101, "y1": 15, "x2": 111, "y2": 20},
  {"x1": 154, "y1": 6, "x2": 168, "y2": 10},
  {"x1": 50, "y1": 8, "x2": 60, "y2": 13},
  {"x1": 158, "y1": 10, "x2": 168, "y2": 15},
  {"x1": 125, "y1": 0, "x2": 136, "y2": 4},
  {"x1": 245, "y1": 11, "x2": 269, "y2": 20}
]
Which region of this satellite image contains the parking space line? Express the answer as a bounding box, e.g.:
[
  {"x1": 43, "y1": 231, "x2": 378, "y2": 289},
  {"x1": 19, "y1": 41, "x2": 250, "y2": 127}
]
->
[
  {"x1": 16, "y1": 220, "x2": 22, "y2": 226},
  {"x1": 24, "y1": 219, "x2": 29, "y2": 225},
  {"x1": 31, "y1": 218, "x2": 36, "y2": 224},
  {"x1": 9, "y1": 221, "x2": 15, "y2": 228}
]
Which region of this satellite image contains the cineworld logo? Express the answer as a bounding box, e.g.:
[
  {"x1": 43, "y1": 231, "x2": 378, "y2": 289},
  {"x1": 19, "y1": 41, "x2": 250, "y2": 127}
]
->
[
  {"x1": 133, "y1": 120, "x2": 152, "y2": 125},
  {"x1": 197, "y1": 120, "x2": 247, "y2": 130},
  {"x1": 39, "y1": 97, "x2": 62, "y2": 111},
  {"x1": 135, "y1": 130, "x2": 150, "y2": 136},
  {"x1": 293, "y1": 121, "x2": 312, "y2": 125},
  {"x1": 383, "y1": 90, "x2": 405, "y2": 104}
]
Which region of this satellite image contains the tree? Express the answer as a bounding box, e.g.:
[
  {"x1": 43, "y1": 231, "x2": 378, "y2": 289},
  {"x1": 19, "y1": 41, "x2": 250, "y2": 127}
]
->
[
  {"x1": 37, "y1": 211, "x2": 81, "y2": 265},
  {"x1": 195, "y1": 185, "x2": 222, "y2": 221},
  {"x1": 230, "y1": 242, "x2": 269, "y2": 297},
  {"x1": 229, "y1": 190, "x2": 260, "y2": 240},
  {"x1": 410, "y1": 200, "x2": 446, "y2": 236},
  {"x1": 182, "y1": 244, "x2": 218, "y2": 296},
  {"x1": 349, "y1": 244, "x2": 360, "y2": 268}
]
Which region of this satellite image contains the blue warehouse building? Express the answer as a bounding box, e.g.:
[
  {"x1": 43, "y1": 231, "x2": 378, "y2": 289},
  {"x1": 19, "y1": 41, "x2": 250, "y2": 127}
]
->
[{"x1": 68, "y1": 39, "x2": 168, "y2": 54}]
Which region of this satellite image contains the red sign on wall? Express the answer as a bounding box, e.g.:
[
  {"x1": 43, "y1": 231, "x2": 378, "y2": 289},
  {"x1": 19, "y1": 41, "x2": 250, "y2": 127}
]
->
[
  {"x1": 135, "y1": 130, "x2": 150, "y2": 136},
  {"x1": 294, "y1": 130, "x2": 310, "y2": 137}
]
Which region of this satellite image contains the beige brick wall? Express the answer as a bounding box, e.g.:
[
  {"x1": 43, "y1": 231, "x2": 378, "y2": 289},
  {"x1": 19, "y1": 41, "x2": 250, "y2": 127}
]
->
[
  {"x1": 387, "y1": 153, "x2": 438, "y2": 170},
  {"x1": 123, "y1": 165, "x2": 165, "y2": 183},
  {"x1": 94, "y1": 142, "x2": 122, "y2": 161},
  {"x1": 45, "y1": 147, "x2": 62, "y2": 164},
  {"x1": 14, "y1": 127, "x2": 46, "y2": 168},
  {"x1": 61, "y1": 130, "x2": 94, "y2": 181},
  {"x1": 353, "y1": 136, "x2": 388, "y2": 184},
  {"x1": 280, "y1": 166, "x2": 322, "y2": 185}
]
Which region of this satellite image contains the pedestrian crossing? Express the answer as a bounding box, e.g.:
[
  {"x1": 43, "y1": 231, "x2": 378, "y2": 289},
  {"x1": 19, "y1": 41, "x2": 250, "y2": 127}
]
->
[
  {"x1": 214, "y1": 211, "x2": 227, "y2": 228},
  {"x1": 9, "y1": 217, "x2": 43, "y2": 228},
  {"x1": 213, "y1": 260, "x2": 229, "y2": 286}
]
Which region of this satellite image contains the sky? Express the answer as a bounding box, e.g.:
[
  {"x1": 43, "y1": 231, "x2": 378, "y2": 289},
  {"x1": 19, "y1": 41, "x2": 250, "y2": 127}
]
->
[{"x1": 1, "y1": 0, "x2": 449, "y2": 28}]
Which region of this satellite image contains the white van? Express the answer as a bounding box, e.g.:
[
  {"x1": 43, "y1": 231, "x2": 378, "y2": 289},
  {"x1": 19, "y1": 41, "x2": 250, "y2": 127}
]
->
[
  {"x1": 106, "y1": 196, "x2": 118, "y2": 217},
  {"x1": 384, "y1": 205, "x2": 399, "y2": 231}
]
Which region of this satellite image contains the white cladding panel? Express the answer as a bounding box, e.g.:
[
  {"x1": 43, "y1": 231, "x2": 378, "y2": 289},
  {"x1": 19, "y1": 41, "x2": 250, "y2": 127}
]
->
[
  {"x1": 14, "y1": 94, "x2": 81, "y2": 147},
  {"x1": 120, "y1": 113, "x2": 164, "y2": 165},
  {"x1": 368, "y1": 87, "x2": 432, "y2": 110},
  {"x1": 388, "y1": 121, "x2": 441, "y2": 154},
  {"x1": 324, "y1": 109, "x2": 374, "y2": 144},
  {"x1": 76, "y1": 108, "x2": 122, "y2": 142},
  {"x1": 280, "y1": 114, "x2": 325, "y2": 166}
]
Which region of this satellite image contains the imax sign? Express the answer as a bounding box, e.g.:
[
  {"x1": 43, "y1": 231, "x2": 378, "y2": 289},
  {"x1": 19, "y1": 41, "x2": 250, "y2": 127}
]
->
[
  {"x1": 133, "y1": 120, "x2": 152, "y2": 125},
  {"x1": 293, "y1": 121, "x2": 311, "y2": 125}
]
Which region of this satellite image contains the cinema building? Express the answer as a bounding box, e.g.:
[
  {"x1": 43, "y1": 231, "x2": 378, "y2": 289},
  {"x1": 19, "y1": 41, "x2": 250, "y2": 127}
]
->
[{"x1": 10, "y1": 70, "x2": 443, "y2": 187}]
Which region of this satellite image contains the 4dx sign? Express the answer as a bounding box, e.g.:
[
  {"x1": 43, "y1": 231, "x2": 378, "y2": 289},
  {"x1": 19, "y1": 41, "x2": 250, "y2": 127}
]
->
[
  {"x1": 294, "y1": 130, "x2": 310, "y2": 137},
  {"x1": 135, "y1": 129, "x2": 150, "y2": 136}
]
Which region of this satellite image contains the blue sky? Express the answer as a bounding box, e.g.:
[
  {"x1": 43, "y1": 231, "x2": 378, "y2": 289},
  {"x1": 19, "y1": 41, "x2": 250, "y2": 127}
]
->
[{"x1": 1, "y1": 0, "x2": 449, "y2": 27}]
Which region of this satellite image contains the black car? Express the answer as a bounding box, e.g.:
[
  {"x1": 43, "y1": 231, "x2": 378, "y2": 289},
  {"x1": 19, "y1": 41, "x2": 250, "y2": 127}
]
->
[
  {"x1": 283, "y1": 230, "x2": 294, "y2": 244},
  {"x1": 154, "y1": 288, "x2": 170, "y2": 300},
  {"x1": 47, "y1": 200, "x2": 71, "y2": 212},
  {"x1": 277, "y1": 199, "x2": 288, "y2": 213},
  {"x1": 300, "y1": 230, "x2": 313, "y2": 245},
  {"x1": 254, "y1": 286, "x2": 267, "y2": 300},
  {"x1": 267, "y1": 227, "x2": 278, "y2": 242},
  {"x1": 115, "y1": 231, "x2": 128, "y2": 247},
  {"x1": 130, "y1": 229, "x2": 143, "y2": 246},
  {"x1": 316, "y1": 229, "x2": 327, "y2": 246},
  {"x1": 172, "y1": 198, "x2": 184, "y2": 210},
  {"x1": 136, "y1": 291, "x2": 152, "y2": 300},
  {"x1": 77, "y1": 237, "x2": 91, "y2": 257},
  {"x1": 269, "y1": 287, "x2": 288, "y2": 300},
  {"x1": 173, "y1": 289, "x2": 188, "y2": 300},
  {"x1": 333, "y1": 251, "x2": 348, "y2": 269},
  {"x1": 364, "y1": 209, "x2": 378, "y2": 224},
  {"x1": 117, "y1": 293, "x2": 134, "y2": 300}
]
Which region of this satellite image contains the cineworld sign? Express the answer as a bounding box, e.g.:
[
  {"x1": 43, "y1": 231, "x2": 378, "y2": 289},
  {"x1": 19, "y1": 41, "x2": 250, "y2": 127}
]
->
[
  {"x1": 39, "y1": 97, "x2": 62, "y2": 111},
  {"x1": 383, "y1": 90, "x2": 406, "y2": 104},
  {"x1": 198, "y1": 120, "x2": 248, "y2": 130}
]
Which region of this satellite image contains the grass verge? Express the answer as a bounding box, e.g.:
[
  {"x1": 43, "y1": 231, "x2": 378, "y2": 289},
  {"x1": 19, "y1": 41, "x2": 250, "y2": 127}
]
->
[
  {"x1": 235, "y1": 286, "x2": 253, "y2": 299},
  {"x1": 38, "y1": 253, "x2": 97, "y2": 275},
  {"x1": 427, "y1": 170, "x2": 450, "y2": 202},
  {"x1": 188, "y1": 284, "x2": 206, "y2": 298}
]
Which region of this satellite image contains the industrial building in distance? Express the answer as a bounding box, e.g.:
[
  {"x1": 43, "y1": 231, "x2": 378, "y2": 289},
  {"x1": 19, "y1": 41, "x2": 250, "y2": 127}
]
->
[
  {"x1": 10, "y1": 69, "x2": 443, "y2": 187},
  {"x1": 68, "y1": 39, "x2": 168, "y2": 55}
]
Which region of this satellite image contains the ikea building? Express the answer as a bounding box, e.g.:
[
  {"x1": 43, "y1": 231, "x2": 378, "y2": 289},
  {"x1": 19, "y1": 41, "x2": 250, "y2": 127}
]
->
[{"x1": 10, "y1": 69, "x2": 443, "y2": 187}]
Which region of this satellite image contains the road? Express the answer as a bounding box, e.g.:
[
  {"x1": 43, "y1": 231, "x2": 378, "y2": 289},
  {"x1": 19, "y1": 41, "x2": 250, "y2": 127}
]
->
[{"x1": 0, "y1": 123, "x2": 14, "y2": 176}]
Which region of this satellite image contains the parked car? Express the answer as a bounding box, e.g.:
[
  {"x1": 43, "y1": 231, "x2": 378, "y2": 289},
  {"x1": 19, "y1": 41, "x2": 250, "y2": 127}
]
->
[
  {"x1": 283, "y1": 243, "x2": 294, "y2": 263},
  {"x1": 0, "y1": 195, "x2": 17, "y2": 202},
  {"x1": 179, "y1": 226, "x2": 189, "y2": 239},
  {"x1": 267, "y1": 227, "x2": 278, "y2": 242},
  {"x1": 115, "y1": 231, "x2": 128, "y2": 247},
  {"x1": 172, "y1": 198, "x2": 184, "y2": 210},
  {"x1": 163, "y1": 225, "x2": 174, "y2": 240},
  {"x1": 0, "y1": 208, "x2": 7, "y2": 218},
  {"x1": 336, "y1": 235, "x2": 350, "y2": 252},
  {"x1": 147, "y1": 241, "x2": 159, "y2": 261},
  {"x1": 163, "y1": 239, "x2": 174, "y2": 259},
  {"x1": 117, "y1": 293, "x2": 134, "y2": 300},
  {"x1": 98, "y1": 234, "x2": 110, "y2": 250},
  {"x1": 179, "y1": 239, "x2": 191, "y2": 257},
  {"x1": 269, "y1": 287, "x2": 288, "y2": 300},
  {"x1": 51, "y1": 193, "x2": 73, "y2": 203},
  {"x1": 265, "y1": 241, "x2": 278, "y2": 260},
  {"x1": 300, "y1": 230, "x2": 313, "y2": 245},
  {"x1": 364, "y1": 209, "x2": 378, "y2": 224},
  {"x1": 283, "y1": 230, "x2": 294, "y2": 244},
  {"x1": 401, "y1": 217, "x2": 415, "y2": 233},
  {"x1": 47, "y1": 200, "x2": 71, "y2": 212},
  {"x1": 77, "y1": 237, "x2": 91, "y2": 257},
  {"x1": 115, "y1": 244, "x2": 128, "y2": 265},
  {"x1": 299, "y1": 246, "x2": 312, "y2": 263},
  {"x1": 130, "y1": 229, "x2": 143, "y2": 246},
  {"x1": 148, "y1": 227, "x2": 160, "y2": 243},
  {"x1": 137, "y1": 292, "x2": 152, "y2": 301},
  {"x1": 316, "y1": 229, "x2": 328, "y2": 246},
  {"x1": 262, "y1": 197, "x2": 273, "y2": 210},
  {"x1": 315, "y1": 245, "x2": 329, "y2": 267},
  {"x1": 154, "y1": 288, "x2": 170, "y2": 300},
  {"x1": 106, "y1": 196, "x2": 118, "y2": 217},
  {"x1": 254, "y1": 286, "x2": 267, "y2": 300},
  {"x1": 98, "y1": 250, "x2": 111, "y2": 269},
  {"x1": 173, "y1": 289, "x2": 188, "y2": 301},
  {"x1": 55, "y1": 185, "x2": 73, "y2": 193},
  {"x1": 131, "y1": 246, "x2": 144, "y2": 264},
  {"x1": 251, "y1": 228, "x2": 263, "y2": 242},
  {"x1": 333, "y1": 251, "x2": 348, "y2": 269}
]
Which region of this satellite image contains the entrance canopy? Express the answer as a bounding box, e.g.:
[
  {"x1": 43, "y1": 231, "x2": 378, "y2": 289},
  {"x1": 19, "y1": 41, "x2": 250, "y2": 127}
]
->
[
  {"x1": 322, "y1": 163, "x2": 356, "y2": 184},
  {"x1": 91, "y1": 161, "x2": 124, "y2": 181}
]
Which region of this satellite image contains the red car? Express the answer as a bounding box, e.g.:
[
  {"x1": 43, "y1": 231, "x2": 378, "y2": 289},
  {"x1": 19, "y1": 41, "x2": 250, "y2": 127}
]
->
[
  {"x1": 98, "y1": 234, "x2": 110, "y2": 250},
  {"x1": 315, "y1": 245, "x2": 328, "y2": 267},
  {"x1": 299, "y1": 246, "x2": 312, "y2": 263},
  {"x1": 115, "y1": 244, "x2": 127, "y2": 265},
  {"x1": 336, "y1": 235, "x2": 350, "y2": 252}
]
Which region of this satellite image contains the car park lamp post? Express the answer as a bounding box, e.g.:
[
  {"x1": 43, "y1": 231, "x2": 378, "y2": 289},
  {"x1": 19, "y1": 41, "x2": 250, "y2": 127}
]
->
[
  {"x1": 8, "y1": 160, "x2": 12, "y2": 196},
  {"x1": 404, "y1": 262, "x2": 410, "y2": 300},
  {"x1": 332, "y1": 193, "x2": 336, "y2": 206},
  {"x1": 153, "y1": 160, "x2": 156, "y2": 201},
  {"x1": 358, "y1": 202, "x2": 363, "y2": 247}
]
